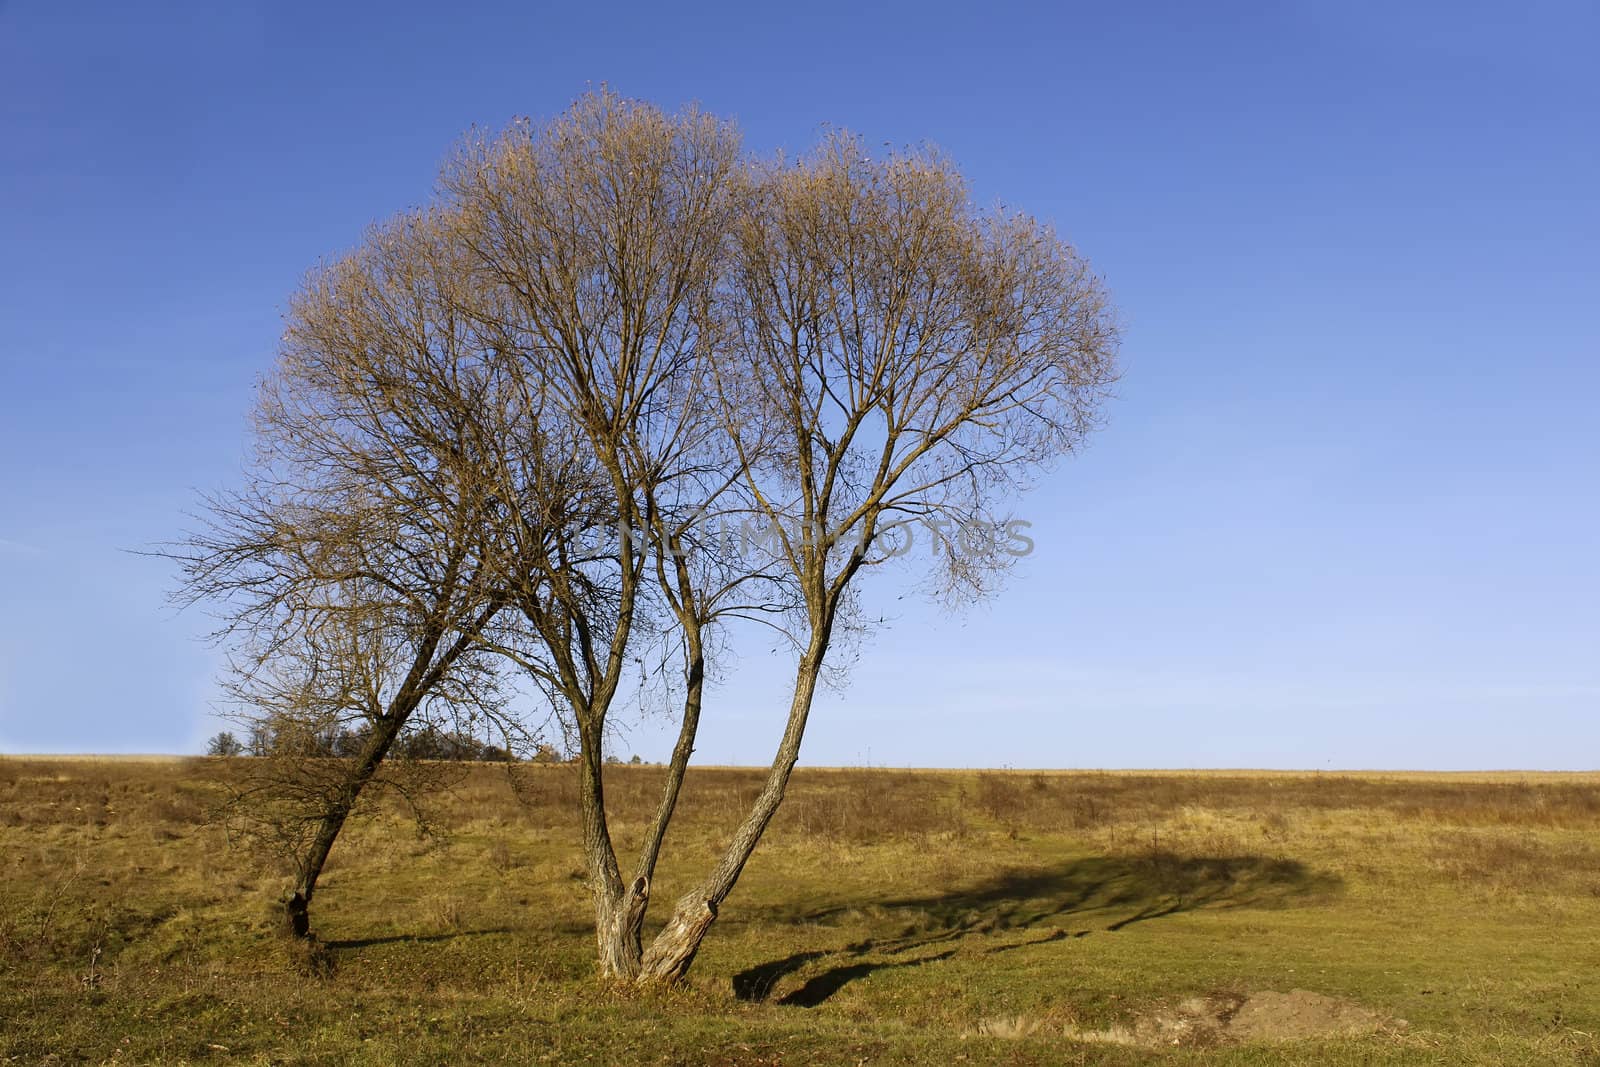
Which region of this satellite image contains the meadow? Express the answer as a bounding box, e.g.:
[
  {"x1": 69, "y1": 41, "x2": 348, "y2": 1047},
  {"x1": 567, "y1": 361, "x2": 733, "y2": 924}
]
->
[{"x1": 3, "y1": 757, "x2": 1598, "y2": 1064}]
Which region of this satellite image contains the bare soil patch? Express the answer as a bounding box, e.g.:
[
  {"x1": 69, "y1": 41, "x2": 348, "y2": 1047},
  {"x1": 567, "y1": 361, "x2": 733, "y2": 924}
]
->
[{"x1": 1061, "y1": 989, "x2": 1404, "y2": 1048}]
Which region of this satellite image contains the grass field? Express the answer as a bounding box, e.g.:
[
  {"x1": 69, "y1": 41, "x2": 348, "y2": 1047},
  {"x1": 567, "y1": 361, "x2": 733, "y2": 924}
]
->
[{"x1": 3, "y1": 758, "x2": 1598, "y2": 1064}]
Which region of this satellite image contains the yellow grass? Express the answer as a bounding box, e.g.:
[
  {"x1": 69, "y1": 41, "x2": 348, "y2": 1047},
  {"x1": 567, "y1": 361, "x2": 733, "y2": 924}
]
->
[{"x1": 2, "y1": 757, "x2": 1597, "y2": 1064}]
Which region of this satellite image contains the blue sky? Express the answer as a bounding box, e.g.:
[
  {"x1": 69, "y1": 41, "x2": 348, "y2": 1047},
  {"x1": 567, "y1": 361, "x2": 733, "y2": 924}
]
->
[{"x1": 1, "y1": 1, "x2": 1595, "y2": 767}]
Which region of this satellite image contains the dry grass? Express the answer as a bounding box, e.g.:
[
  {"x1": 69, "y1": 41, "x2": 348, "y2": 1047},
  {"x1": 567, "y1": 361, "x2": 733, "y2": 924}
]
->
[{"x1": 2, "y1": 757, "x2": 1598, "y2": 1064}]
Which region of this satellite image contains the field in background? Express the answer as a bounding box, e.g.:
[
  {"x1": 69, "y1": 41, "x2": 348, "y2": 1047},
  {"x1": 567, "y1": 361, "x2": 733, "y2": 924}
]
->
[{"x1": 3, "y1": 758, "x2": 1598, "y2": 1064}]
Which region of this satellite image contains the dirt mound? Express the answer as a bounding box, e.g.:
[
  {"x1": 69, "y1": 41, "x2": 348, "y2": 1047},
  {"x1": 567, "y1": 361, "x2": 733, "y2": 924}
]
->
[
  {"x1": 1227, "y1": 989, "x2": 1396, "y2": 1041},
  {"x1": 1058, "y1": 990, "x2": 1403, "y2": 1048}
]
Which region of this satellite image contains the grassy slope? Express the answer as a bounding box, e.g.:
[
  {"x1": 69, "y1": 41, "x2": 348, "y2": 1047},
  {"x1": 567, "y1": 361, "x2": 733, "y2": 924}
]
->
[{"x1": 2, "y1": 759, "x2": 1597, "y2": 1065}]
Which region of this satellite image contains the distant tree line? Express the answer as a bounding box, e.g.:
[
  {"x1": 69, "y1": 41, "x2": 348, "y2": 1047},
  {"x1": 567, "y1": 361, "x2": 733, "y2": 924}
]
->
[
  {"x1": 205, "y1": 728, "x2": 640, "y2": 766},
  {"x1": 206, "y1": 726, "x2": 512, "y2": 762}
]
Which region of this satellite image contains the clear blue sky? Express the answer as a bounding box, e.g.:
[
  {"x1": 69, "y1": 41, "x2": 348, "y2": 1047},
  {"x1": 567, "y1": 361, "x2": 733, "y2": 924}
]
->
[{"x1": 1, "y1": 1, "x2": 1595, "y2": 768}]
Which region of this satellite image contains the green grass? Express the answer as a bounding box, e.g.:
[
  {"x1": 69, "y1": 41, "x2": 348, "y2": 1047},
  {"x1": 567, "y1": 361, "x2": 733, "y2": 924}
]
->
[{"x1": 2, "y1": 759, "x2": 1598, "y2": 1064}]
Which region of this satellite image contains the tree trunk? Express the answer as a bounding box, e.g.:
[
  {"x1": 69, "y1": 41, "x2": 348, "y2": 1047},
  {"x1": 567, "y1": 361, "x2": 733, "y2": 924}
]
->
[
  {"x1": 574, "y1": 696, "x2": 635, "y2": 976},
  {"x1": 636, "y1": 626, "x2": 829, "y2": 983},
  {"x1": 595, "y1": 876, "x2": 650, "y2": 978},
  {"x1": 588, "y1": 633, "x2": 704, "y2": 978},
  {"x1": 634, "y1": 641, "x2": 704, "y2": 881},
  {"x1": 638, "y1": 896, "x2": 717, "y2": 984},
  {"x1": 282, "y1": 713, "x2": 407, "y2": 938}
]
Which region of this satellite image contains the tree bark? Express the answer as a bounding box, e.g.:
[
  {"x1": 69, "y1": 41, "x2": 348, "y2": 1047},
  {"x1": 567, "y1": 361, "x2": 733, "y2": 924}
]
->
[
  {"x1": 638, "y1": 896, "x2": 717, "y2": 985},
  {"x1": 595, "y1": 876, "x2": 650, "y2": 978}
]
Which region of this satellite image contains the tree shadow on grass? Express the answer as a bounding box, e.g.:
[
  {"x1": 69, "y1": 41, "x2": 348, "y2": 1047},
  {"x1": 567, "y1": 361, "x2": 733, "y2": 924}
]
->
[{"x1": 734, "y1": 853, "x2": 1341, "y2": 1007}]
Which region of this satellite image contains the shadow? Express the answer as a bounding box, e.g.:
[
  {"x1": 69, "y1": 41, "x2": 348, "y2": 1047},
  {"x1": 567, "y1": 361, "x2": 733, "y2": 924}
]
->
[
  {"x1": 778, "y1": 948, "x2": 959, "y2": 1007},
  {"x1": 984, "y1": 928, "x2": 1071, "y2": 955},
  {"x1": 325, "y1": 926, "x2": 514, "y2": 950},
  {"x1": 734, "y1": 854, "x2": 1341, "y2": 1007}
]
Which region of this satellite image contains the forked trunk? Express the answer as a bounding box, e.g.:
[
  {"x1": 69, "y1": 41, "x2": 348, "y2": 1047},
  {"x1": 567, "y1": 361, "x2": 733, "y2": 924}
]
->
[
  {"x1": 589, "y1": 638, "x2": 705, "y2": 978},
  {"x1": 635, "y1": 632, "x2": 829, "y2": 983}
]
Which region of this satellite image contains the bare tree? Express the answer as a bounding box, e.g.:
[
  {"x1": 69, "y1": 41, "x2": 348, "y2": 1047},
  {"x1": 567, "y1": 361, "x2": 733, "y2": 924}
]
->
[
  {"x1": 440, "y1": 92, "x2": 775, "y2": 977},
  {"x1": 205, "y1": 731, "x2": 244, "y2": 757},
  {"x1": 635, "y1": 135, "x2": 1119, "y2": 981},
  {"x1": 172, "y1": 92, "x2": 1116, "y2": 982},
  {"x1": 171, "y1": 206, "x2": 514, "y2": 940}
]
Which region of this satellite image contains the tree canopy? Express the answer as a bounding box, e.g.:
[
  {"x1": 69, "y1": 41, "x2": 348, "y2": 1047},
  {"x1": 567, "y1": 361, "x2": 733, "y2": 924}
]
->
[{"x1": 173, "y1": 89, "x2": 1119, "y2": 981}]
